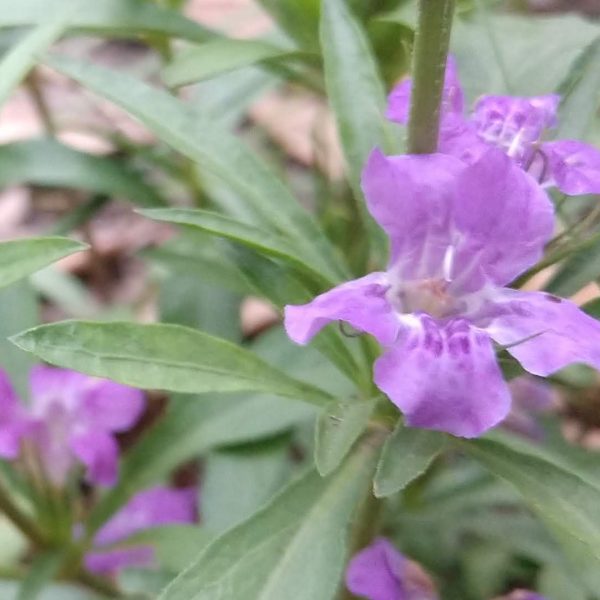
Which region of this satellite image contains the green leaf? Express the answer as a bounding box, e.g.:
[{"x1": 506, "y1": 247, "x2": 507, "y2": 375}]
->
[
  {"x1": 556, "y1": 36, "x2": 600, "y2": 141},
  {"x1": 462, "y1": 438, "x2": 600, "y2": 570},
  {"x1": 46, "y1": 55, "x2": 346, "y2": 284},
  {"x1": 18, "y1": 552, "x2": 63, "y2": 600},
  {"x1": 88, "y1": 394, "x2": 314, "y2": 534},
  {"x1": 320, "y1": 0, "x2": 392, "y2": 259},
  {"x1": 373, "y1": 424, "x2": 446, "y2": 498},
  {"x1": 203, "y1": 437, "x2": 292, "y2": 532},
  {"x1": 164, "y1": 39, "x2": 293, "y2": 87},
  {"x1": 11, "y1": 321, "x2": 334, "y2": 405},
  {"x1": 158, "y1": 442, "x2": 379, "y2": 600},
  {"x1": 141, "y1": 208, "x2": 332, "y2": 285},
  {"x1": 315, "y1": 399, "x2": 375, "y2": 476},
  {"x1": 0, "y1": 237, "x2": 87, "y2": 290},
  {"x1": 0, "y1": 16, "x2": 66, "y2": 109},
  {"x1": 257, "y1": 0, "x2": 320, "y2": 49},
  {"x1": 0, "y1": 0, "x2": 212, "y2": 43},
  {"x1": 0, "y1": 139, "x2": 164, "y2": 206}
]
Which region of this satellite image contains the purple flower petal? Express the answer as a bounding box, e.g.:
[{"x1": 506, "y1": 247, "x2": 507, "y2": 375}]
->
[
  {"x1": 85, "y1": 546, "x2": 155, "y2": 575},
  {"x1": 284, "y1": 272, "x2": 400, "y2": 346},
  {"x1": 386, "y1": 55, "x2": 464, "y2": 125},
  {"x1": 452, "y1": 149, "x2": 554, "y2": 288},
  {"x1": 346, "y1": 538, "x2": 406, "y2": 600},
  {"x1": 361, "y1": 149, "x2": 463, "y2": 273},
  {"x1": 29, "y1": 365, "x2": 89, "y2": 415},
  {"x1": 374, "y1": 316, "x2": 511, "y2": 437},
  {"x1": 480, "y1": 288, "x2": 600, "y2": 376},
  {"x1": 70, "y1": 429, "x2": 119, "y2": 486},
  {"x1": 94, "y1": 486, "x2": 197, "y2": 547},
  {"x1": 543, "y1": 139, "x2": 600, "y2": 195},
  {"x1": 78, "y1": 379, "x2": 145, "y2": 432}
]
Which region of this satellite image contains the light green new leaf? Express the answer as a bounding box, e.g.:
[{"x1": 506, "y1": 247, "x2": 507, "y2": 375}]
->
[
  {"x1": 164, "y1": 39, "x2": 293, "y2": 87},
  {"x1": 46, "y1": 55, "x2": 346, "y2": 283},
  {"x1": 87, "y1": 393, "x2": 314, "y2": 534},
  {"x1": 0, "y1": 140, "x2": 164, "y2": 206},
  {"x1": 463, "y1": 438, "x2": 600, "y2": 568},
  {"x1": 11, "y1": 321, "x2": 334, "y2": 405},
  {"x1": 159, "y1": 442, "x2": 379, "y2": 600},
  {"x1": 374, "y1": 424, "x2": 446, "y2": 498},
  {"x1": 0, "y1": 237, "x2": 87, "y2": 290},
  {"x1": 0, "y1": 0, "x2": 211, "y2": 43},
  {"x1": 0, "y1": 16, "x2": 66, "y2": 109},
  {"x1": 320, "y1": 0, "x2": 393, "y2": 259},
  {"x1": 18, "y1": 551, "x2": 63, "y2": 600},
  {"x1": 140, "y1": 208, "x2": 332, "y2": 285},
  {"x1": 315, "y1": 398, "x2": 375, "y2": 476}
]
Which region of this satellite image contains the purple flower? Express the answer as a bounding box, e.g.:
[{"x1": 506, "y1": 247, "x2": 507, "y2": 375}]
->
[
  {"x1": 85, "y1": 486, "x2": 197, "y2": 575},
  {"x1": 387, "y1": 58, "x2": 600, "y2": 196},
  {"x1": 285, "y1": 148, "x2": 600, "y2": 437},
  {"x1": 345, "y1": 538, "x2": 438, "y2": 600},
  {"x1": 0, "y1": 366, "x2": 145, "y2": 486}
]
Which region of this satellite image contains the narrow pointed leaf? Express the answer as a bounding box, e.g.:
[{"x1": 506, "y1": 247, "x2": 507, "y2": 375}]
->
[
  {"x1": 463, "y1": 438, "x2": 600, "y2": 567},
  {"x1": 46, "y1": 55, "x2": 347, "y2": 283},
  {"x1": 0, "y1": 16, "x2": 67, "y2": 109},
  {"x1": 0, "y1": 238, "x2": 87, "y2": 290},
  {"x1": 374, "y1": 425, "x2": 446, "y2": 498},
  {"x1": 159, "y1": 442, "x2": 379, "y2": 600},
  {"x1": 0, "y1": 0, "x2": 212, "y2": 43},
  {"x1": 140, "y1": 208, "x2": 332, "y2": 285},
  {"x1": 0, "y1": 140, "x2": 163, "y2": 206},
  {"x1": 11, "y1": 321, "x2": 333, "y2": 405},
  {"x1": 164, "y1": 39, "x2": 293, "y2": 87},
  {"x1": 315, "y1": 399, "x2": 375, "y2": 476}
]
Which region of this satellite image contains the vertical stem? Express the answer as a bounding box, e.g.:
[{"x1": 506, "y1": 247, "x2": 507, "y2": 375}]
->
[{"x1": 407, "y1": 0, "x2": 456, "y2": 154}]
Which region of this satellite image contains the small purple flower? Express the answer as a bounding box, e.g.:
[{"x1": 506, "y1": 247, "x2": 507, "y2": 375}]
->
[
  {"x1": 0, "y1": 366, "x2": 145, "y2": 486},
  {"x1": 85, "y1": 486, "x2": 197, "y2": 575},
  {"x1": 345, "y1": 538, "x2": 438, "y2": 600},
  {"x1": 387, "y1": 58, "x2": 600, "y2": 196},
  {"x1": 285, "y1": 149, "x2": 600, "y2": 437}
]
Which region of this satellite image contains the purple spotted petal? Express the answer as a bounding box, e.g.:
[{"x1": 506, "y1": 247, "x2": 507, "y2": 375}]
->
[
  {"x1": 361, "y1": 149, "x2": 463, "y2": 273},
  {"x1": 374, "y1": 316, "x2": 511, "y2": 438},
  {"x1": 85, "y1": 546, "x2": 155, "y2": 575},
  {"x1": 78, "y1": 379, "x2": 145, "y2": 432},
  {"x1": 480, "y1": 288, "x2": 600, "y2": 376},
  {"x1": 451, "y1": 149, "x2": 554, "y2": 288},
  {"x1": 386, "y1": 55, "x2": 464, "y2": 124},
  {"x1": 472, "y1": 94, "x2": 559, "y2": 165},
  {"x1": 284, "y1": 272, "x2": 400, "y2": 346},
  {"x1": 543, "y1": 140, "x2": 600, "y2": 195},
  {"x1": 346, "y1": 538, "x2": 406, "y2": 600},
  {"x1": 70, "y1": 429, "x2": 119, "y2": 486}
]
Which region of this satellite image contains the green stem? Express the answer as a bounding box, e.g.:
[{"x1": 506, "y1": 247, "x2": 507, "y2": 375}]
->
[
  {"x1": 407, "y1": 0, "x2": 456, "y2": 154},
  {"x1": 0, "y1": 477, "x2": 47, "y2": 548}
]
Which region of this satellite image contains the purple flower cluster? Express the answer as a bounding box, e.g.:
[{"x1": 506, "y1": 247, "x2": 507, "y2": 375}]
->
[
  {"x1": 285, "y1": 58, "x2": 600, "y2": 438},
  {"x1": 0, "y1": 366, "x2": 197, "y2": 574},
  {"x1": 345, "y1": 538, "x2": 546, "y2": 600}
]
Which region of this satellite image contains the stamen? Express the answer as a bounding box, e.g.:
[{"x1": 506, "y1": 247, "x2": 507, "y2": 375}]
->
[{"x1": 442, "y1": 245, "x2": 455, "y2": 282}]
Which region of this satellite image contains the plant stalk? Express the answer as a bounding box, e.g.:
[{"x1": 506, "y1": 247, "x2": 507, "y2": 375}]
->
[{"x1": 407, "y1": 0, "x2": 456, "y2": 154}]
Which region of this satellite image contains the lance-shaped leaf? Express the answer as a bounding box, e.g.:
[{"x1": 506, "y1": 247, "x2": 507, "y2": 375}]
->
[
  {"x1": 0, "y1": 140, "x2": 163, "y2": 207},
  {"x1": 164, "y1": 39, "x2": 294, "y2": 87},
  {"x1": 0, "y1": 0, "x2": 211, "y2": 43},
  {"x1": 159, "y1": 441, "x2": 379, "y2": 600},
  {"x1": 462, "y1": 438, "x2": 600, "y2": 568},
  {"x1": 0, "y1": 238, "x2": 87, "y2": 290},
  {"x1": 11, "y1": 321, "x2": 333, "y2": 405},
  {"x1": 315, "y1": 398, "x2": 376, "y2": 477},
  {"x1": 140, "y1": 208, "x2": 332, "y2": 285},
  {"x1": 0, "y1": 15, "x2": 67, "y2": 109},
  {"x1": 45, "y1": 55, "x2": 347, "y2": 284},
  {"x1": 374, "y1": 424, "x2": 446, "y2": 498},
  {"x1": 320, "y1": 0, "x2": 394, "y2": 261}
]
